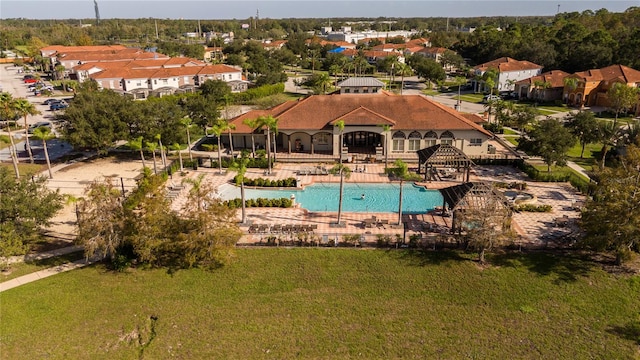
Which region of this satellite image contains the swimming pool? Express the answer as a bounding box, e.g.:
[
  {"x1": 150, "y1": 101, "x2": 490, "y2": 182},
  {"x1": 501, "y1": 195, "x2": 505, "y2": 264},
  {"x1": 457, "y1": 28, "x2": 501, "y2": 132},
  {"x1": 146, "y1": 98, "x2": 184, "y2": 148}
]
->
[{"x1": 218, "y1": 183, "x2": 443, "y2": 214}]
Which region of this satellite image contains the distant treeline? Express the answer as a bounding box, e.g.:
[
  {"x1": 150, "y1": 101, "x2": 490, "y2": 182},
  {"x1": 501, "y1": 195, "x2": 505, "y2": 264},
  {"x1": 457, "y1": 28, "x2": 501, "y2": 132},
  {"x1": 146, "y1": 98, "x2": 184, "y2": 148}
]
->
[{"x1": 2, "y1": 7, "x2": 639, "y2": 72}]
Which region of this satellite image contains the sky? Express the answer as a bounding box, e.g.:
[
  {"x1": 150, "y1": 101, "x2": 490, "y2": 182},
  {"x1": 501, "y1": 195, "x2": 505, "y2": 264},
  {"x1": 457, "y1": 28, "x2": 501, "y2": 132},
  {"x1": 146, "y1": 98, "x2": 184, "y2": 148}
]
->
[{"x1": 1, "y1": 0, "x2": 638, "y2": 20}]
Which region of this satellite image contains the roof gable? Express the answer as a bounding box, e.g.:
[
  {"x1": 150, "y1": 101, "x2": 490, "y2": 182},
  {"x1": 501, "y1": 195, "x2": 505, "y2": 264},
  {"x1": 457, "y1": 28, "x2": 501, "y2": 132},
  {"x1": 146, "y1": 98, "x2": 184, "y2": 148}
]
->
[{"x1": 331, "y1": 106, "x2": 396, "y2": 126}]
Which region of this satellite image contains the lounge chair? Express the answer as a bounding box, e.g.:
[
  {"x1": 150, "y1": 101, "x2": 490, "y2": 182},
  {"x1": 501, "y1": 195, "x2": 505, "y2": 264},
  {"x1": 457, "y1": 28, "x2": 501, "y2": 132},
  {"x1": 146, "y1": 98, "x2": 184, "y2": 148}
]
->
[{"x1": 271, "y1": 224, "x2": 282, "y2": 233}]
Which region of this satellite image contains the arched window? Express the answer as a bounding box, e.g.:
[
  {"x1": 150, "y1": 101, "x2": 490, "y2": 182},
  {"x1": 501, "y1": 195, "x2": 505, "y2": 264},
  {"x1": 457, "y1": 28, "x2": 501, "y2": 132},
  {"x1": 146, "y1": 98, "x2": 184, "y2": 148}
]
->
[
  {"x1": 440, "y1": 131, "x2": 455, "y2": 146},
  {"x1": 424, "y1": 131, "x2": 437, "y2": 147},
  {"x1": 392, "y1": 131, "x2": 405, "y2": 152},
  {"x1": 408, "y1": 131, "x2": 422, "y2": 151}
]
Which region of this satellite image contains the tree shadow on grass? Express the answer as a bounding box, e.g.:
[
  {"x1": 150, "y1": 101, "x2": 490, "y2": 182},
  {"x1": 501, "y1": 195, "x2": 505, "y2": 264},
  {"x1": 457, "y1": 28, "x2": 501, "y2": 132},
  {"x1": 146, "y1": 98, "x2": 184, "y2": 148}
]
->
[
  {"x1": 490, "y1": 251, "x2": 595, "y2": 283},
  {"x1": 607, "y1": 321, "x2": 640, "y2": 345},
  {"x1": 390, "y1": 249, "x2": 470, "y2": 267}
]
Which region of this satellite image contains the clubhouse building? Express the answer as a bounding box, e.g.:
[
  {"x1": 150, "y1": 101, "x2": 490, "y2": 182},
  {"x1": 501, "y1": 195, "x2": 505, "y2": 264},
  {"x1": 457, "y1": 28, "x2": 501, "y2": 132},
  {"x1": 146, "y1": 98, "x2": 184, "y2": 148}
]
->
[{"x1": 227, "y1": 93, "x2": 494, "y2": 162}]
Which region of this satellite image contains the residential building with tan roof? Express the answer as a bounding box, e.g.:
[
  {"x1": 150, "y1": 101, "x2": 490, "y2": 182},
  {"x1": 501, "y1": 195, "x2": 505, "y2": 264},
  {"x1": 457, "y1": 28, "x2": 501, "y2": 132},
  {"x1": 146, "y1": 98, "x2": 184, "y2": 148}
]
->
[
  {"x1": 472, "y1": 57, "x2": 543, "y2": 92},
  {"x1": 563, "y1": 65, "x2": 640, "y2": 113},
  {"x1": 226, "y1": 94, "x2": 493, "y2": 161},
  {"x1": 415, "y1": 47, "x2": 448, "y2": 63},
  {"x1": 514, "y1": 70, "x2": 570, "y2": 102}
]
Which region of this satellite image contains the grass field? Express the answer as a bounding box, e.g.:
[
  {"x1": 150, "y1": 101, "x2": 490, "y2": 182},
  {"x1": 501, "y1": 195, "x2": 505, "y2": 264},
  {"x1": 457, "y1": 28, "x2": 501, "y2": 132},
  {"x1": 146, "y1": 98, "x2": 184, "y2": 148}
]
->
[
  {"x1": 0, "y1": 162, "x2": 46, "y2": 176},
  {"x1": 1, "y1": 249, "x2": 639, "y2": 359},
  {"x1": 0, "y1": 251, "x2": 85, "y2": 282}
]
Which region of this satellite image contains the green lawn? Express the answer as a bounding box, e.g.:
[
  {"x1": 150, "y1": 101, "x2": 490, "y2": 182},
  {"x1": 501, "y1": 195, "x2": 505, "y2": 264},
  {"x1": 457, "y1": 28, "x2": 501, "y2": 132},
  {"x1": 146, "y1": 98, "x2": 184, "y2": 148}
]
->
[
  {"x1": 503, "y1": 128, "x2": 519, "y2": 135},
  {"x1": 566, "y1": 142, "x2": 602, "y2": 172},
  {"x1": 536, "y1": 105, "x2": 572, "y2": 113},
  {"x1": 505, "y1": 136, "x2": 519, "y2": 146},
  {"x1": 457, "y1": 93, "x2": 484, "y2": 103},
  {"x1": 0, "y1": 162, "x2": 46, "y2": 176},
  {"x1": 1, "y1": 249, "x2": 639, "y2": 359}
]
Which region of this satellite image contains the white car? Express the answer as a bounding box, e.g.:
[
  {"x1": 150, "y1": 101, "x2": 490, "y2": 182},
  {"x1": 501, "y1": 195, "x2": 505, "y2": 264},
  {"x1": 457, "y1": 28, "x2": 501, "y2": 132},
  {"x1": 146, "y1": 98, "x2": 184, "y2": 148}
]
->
[{"x1": 482, "y1": 94, "x2": 500, "y2": 103}]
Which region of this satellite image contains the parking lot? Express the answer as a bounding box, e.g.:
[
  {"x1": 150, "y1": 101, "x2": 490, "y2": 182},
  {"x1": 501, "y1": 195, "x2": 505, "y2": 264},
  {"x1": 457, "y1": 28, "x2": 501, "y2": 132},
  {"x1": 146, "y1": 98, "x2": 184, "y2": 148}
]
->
[{"x1": 0, "y1": 64, "x2": 74, "y2": 162}]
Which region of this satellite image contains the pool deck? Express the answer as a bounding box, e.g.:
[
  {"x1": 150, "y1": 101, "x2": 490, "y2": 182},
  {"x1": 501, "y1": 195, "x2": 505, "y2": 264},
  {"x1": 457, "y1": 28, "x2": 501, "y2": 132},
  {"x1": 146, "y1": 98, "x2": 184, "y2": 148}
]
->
[{"x1": 169, "y1": 163, "x2": 585, "y2": 249}]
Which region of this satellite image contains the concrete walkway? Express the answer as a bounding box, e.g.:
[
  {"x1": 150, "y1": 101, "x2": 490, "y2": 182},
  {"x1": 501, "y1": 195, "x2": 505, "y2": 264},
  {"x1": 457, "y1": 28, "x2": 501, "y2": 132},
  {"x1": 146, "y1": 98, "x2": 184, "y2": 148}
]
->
[
  {"x1": 0, "y1": 258, "x2": 95, "y2": 293},
  {"x1": 5, "y1": 245, "x2": 83, "y2": 265}
]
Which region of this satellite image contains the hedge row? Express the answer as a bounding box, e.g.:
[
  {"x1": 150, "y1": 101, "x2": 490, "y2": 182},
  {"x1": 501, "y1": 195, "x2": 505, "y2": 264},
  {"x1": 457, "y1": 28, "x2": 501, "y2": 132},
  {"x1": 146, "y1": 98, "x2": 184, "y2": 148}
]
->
[
  {"x1": 232, "y1": 83, "x2": 285, "y2": 104},
  {"x1": 212, "y1": 157, "x2": 270, "y2": 169},
  {"x1": 514, "y1": 204, "x2": 553, "y2": 212},
  {"x1": 516, "y1": 161, "x2": 595, "y2": 195},
  {"x1": 224, "y1": 197, "x2": 293, "y2": 209},
  {"x1": 235, "y1": 176, "x2": 297, "y2": 187}
]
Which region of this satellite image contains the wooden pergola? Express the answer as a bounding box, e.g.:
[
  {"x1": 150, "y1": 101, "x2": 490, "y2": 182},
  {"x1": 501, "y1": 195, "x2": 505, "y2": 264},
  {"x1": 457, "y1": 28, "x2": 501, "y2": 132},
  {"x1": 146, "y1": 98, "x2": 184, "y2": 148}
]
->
[
  {"x1": 417, "y1": 144, "x2": 474, "y2": 182},
  {"x1": 438, "y1": 182, "x2": 513, "y2": 232}
]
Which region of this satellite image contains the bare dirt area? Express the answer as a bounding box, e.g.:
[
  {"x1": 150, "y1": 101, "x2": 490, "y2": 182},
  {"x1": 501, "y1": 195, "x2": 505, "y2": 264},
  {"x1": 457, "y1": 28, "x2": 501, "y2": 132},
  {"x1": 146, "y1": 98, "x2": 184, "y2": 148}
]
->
[{"x1": 40, "y1": 157, "x2": 145, "y2": 249}]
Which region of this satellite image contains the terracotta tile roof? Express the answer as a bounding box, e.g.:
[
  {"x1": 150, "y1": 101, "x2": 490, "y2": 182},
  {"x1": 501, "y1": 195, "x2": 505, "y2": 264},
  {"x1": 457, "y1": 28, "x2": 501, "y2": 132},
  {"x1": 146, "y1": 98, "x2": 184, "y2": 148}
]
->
[
  {"x1": 417, "y1": 47, "x2": 448, "y2": 55},
  {"x1": 123, "y1": 68, "x2": 160, "y2": 80},
  {"x1": 127, "y1": 59, "x2": 170, "y2": 69},
  {"x1": 59, "y1": 50, "x2": 169, "y2": 63},
  {"x1": 516, "y1": 70, "x2": 570, "y2": 88},
  {"x1": 331, "y1": 41, "x2": 356, "y2": 48},
  {"x1": 162, "y1": 57, "x2": 204, "y2": 66},
  {"x1": 406, "y1": 38, "x2": 430, "y2": 47},
  {"x1": 229, "y1": 94, "x2": 492, "y2": 137},
  {"x1": 150, "y1": 67, "x2": 200, "y2": 78},
  {"x1": 90, "y1": 68, "x2": 130, "y2": 80},
  {"x1": 41, "y1": 45, "x2": 127, "y2": 53},
  {"x1": 372, "y1": 43, "x2": 405, "y2": 51},
  {"x1": 261, "y1": 40, "x2": 287, "y2": 48},
  {"x1": 460, "y1": 113, "x2": 486, "y2": 124},
  {"x1": 404, "y1": 46, "x2": 426, "y2": 54},
  {"x1": 331, "y1": 106, "x2": 396, "y2": 126},
  {"x1": 197, "y1": 64, "x2": 242, "y2": 75},
  {"x1": 363, "y1": 50, "x2": 403, "y2": 59},
  {"x1": 573, "y1": 64, "x2": 640, "y2": 83},
  {"x1": 341, "y1": 49, "x2": 358, "y2": 57},
  {"x1": 474, "y1": 57, "x2": 542, "y2": 73}
]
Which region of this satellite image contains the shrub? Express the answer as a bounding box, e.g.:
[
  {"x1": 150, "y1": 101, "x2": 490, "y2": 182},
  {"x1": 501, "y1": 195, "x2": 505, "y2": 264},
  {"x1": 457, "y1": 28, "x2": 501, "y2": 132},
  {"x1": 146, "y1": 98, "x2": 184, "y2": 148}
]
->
[
  {"x1": 223, "y1": 197, "x2": 293, "y2": 209},
  {"x1": 376, "y1": 234, "x2": 391, "y2": 247},
  {"x1": 232, "y1": 83, "x2": 285, "y2": 104},
  {"x1": 514, "y1": 204, "x2": 553, "y2": 212}
]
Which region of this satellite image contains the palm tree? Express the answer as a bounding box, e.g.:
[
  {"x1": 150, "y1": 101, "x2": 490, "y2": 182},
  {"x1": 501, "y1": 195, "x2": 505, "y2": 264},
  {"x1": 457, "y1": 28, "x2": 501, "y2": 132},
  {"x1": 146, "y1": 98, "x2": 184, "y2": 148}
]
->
[
  {"x1": 242, "y1": 117, "x2": 259, "y2": 158},
  {"x1": 128, "y1": 136, "x2": 147, "y2": 170},
  {"x1": 170, "y1": 143, "x2": 184, "y2": 172},
  {"x1": 256, "y1": 115, "x2": 279, "y2": 174},
  {"x1": 181, "y1": 173, "x2": 207, "y2": 212},
  {"x1": 31, "y1": 126, "x2": 55, "y2": 179},
  {"x1": 329, "y1": 163, "x2": 352, "y2": 226},
  {"x1": 563, "y1": 77, "x2": 579, "y2": 105},
  {"x1": 379, "y1": 124, "x2": 392, "y2": 169},
  {"x1": 156, "y1": 134, "x2": 167, "y2": 168},
  {"x1": 208, "y1": 124, "x2": 225, "y2": 174},
  {"x1": 13, "y1": 98, "x2": 41, "y2": 163},
  {"x1": 145, "y1": 141, "x2": 158, "y2": 175},
  {"x1": 329, "y1": 64, "x2": 341, "y2": 86},
  {"x1": 533, "y1": 80, "x2": 551, "y2": 102},
  {"x1": 0, "y1": 93, "x2": 20, "y2": 178},
  {"x1": 388, "y1": 159, "x2": 421, "y2": 226},
  {"x1": 482, "y1": 68, "x2": 498, "y2": 123},
  {"x1": 180, "y1": 117, "x2": 194, "y2": 161},
  {"x1": 396, "y1": 63, "x2": 414, "y2": 95},
  {"x1": 335, "y1": 119, "x2": 346, "y2": 164},
  {"x1": 230, "y1": 157, "x2": 250, "y2": 224},
  {"x1": 451, "y1": 76, "x2": 467, "y2": 108}
]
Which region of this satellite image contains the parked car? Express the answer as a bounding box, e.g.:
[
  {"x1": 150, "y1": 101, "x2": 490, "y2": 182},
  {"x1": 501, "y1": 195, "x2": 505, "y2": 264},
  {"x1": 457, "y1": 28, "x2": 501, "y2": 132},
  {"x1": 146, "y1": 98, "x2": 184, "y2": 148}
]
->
[
  {"x1": 43, "y1": 98, "x2": 60, "y2": 105},
  {"x1": 499, "y1": 91, "x2": 518, "y2": 100},
  {"x1": 49, "y1": 101, "x2": 68, "y2": 111},
  {"x1": 28, "y1": 121, "x2": 52, "y2": 134},
  {"x1": 23, "y1": 77, "x2": 38, "y2": 84},
  {"x1": 482, "y1": 94, "x2": 500, "y2": 103}
]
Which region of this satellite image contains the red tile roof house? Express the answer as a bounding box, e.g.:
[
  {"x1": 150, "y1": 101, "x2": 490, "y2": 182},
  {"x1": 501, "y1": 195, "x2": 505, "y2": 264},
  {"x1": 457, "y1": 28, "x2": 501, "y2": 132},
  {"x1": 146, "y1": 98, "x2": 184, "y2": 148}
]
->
[
  {"x1": 225, "y1": 93, "x2": 493, "y2": 162},
  {"x1": 39, "y1": 45, "x2": 128, "y2": 57},
  {"x1": 514, "y1": 70, "x2": 570, "y2": 102},
  {"x1": 414, "y1": 47, "x2": 448, "y2": 63},
  {"x1": 472, "y1": 57, "x2": 543, "y2": 93},
  {"x1": 197, "y1": 65, "x2": 248, "y2": 92},
  {"x1": 563, "y1": 64, "x2": 640, "y2": 114}
]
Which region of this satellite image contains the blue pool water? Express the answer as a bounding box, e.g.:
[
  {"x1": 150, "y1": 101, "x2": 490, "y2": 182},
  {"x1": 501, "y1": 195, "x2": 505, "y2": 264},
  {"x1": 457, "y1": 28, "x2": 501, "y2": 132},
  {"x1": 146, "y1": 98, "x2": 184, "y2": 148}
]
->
[{"x1": 226, "y1": 183, "x2": 443, "y2": 214}]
